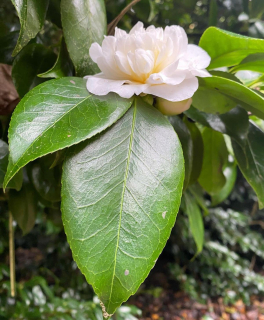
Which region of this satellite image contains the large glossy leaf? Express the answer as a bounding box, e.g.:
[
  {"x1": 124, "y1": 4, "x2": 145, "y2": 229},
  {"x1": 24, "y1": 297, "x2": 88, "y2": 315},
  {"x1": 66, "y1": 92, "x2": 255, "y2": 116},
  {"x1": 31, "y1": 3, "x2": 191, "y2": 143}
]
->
[
  {"x1": 198, "y1": 128, "x2": 228, "y2": 195},
  {"x1": 61, "y1": 98, "x2": 184, "y2": 315},
  {"x1": 232, "y1": 122, "x2": 264, "y2": 209},
  {"x1": 11, "y1": 0, "x2": 49, "y2": 56},
  {"x1": 0, "y1": 140, "x2": 22, "y2": 191},
  {"x1": 185, "y1": 106, "x2": 249, "y2": 146},
  {"x1": 230, "y1": 53, "x2": 264, "y2": 73},
  {"x1": 12, "y1": 43, "x2": 57, "y2": 98},
  {"x1": 195, "y1": 76, "x2": 264, "y2": 119},
  {"x1": 9, "y1": 179, "x2": 38, "y2": 235},
  {"x1": 199, "y1": 27, "x2": 264, "y2": 69},
  {"x1": 61, "y1": 0, "x2": 107, "y2": 76},
  {"x1": 38, "y1": 38, "x2": 73, "y2": 79},
  {"x1": 183, "y1": 192, "x2": 204, "y2": 255},
  {"x1": 4, "y1": 77, "x2": 133, "y2": 189},
  {"x1": 169, "y1": 116, "x2": 193, "y2": 189}
]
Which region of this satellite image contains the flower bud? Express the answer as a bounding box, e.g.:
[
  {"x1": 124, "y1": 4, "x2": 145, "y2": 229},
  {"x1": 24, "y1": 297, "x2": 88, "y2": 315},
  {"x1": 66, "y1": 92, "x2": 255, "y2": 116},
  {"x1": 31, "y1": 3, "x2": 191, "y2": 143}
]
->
[{"x1": 156, "y1": 98, "x2": 192, "y2": 115}]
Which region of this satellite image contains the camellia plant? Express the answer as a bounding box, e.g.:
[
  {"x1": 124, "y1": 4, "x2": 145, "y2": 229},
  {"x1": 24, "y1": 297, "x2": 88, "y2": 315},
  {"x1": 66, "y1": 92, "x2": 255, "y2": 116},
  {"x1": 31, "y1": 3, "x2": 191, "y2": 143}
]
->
[{"x1": 1, "y1": 0, "x2": 264, "y2": 318}]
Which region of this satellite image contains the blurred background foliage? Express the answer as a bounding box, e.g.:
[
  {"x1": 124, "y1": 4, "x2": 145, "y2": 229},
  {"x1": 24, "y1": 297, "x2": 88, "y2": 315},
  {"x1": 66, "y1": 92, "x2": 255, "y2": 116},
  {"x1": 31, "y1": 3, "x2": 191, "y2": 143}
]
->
[{"x1": 1, "y1": 0, "x2": 264, "y2": 319}]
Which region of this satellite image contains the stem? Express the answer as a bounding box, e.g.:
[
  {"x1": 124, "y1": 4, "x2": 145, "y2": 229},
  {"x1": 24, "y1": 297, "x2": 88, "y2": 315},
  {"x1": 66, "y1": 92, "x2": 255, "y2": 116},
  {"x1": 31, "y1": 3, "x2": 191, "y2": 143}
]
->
[
  {"x1": 9, "y1": 211, "x2": 16, "y2": 297},
  {"x1": 107, "y1": 0, "x2": 142, "y2": 35}
]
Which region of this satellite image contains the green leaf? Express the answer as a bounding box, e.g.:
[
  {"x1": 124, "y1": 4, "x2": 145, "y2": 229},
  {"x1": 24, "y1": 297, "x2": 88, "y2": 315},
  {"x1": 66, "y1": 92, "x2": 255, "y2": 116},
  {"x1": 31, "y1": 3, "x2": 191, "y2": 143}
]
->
[
  {"x1": 250, "y1": 0, "x2": 264, "y2": 19},
  {"x1": 185, "y1": 106, "x2": 249, "y2": 146},
  {"x1": 183, "y1": 119, "x2": 204, "y2": 185},
  {"x1": 232, "y1": 122, "x2": 264, "y2": 209},
  {"x1": 9, "y1": 179, "x2": 38, "y2": 235},
  {"x1": 0, "y1": 140, "x2": 22, "y2": 191},
  {"x1": 46, "y1": 0, "x2": 62, "y2": 28},
  {"x1": 199, "y1": 27, "x2": 264, "y2": 69},
  {"x1": 188, "y1": 183, "x2": 209, "y2": 216},
  {"x1": 38, "y1": 38, "x2": 73, "y2": 79},
  {"x1": 11, "y1": 0, "x2": 49, "y2": 56},
  {"x1": 230, "y1": 53, "x2": 264, "y2": 73},
  {"x1": 169, "y1": 116, "x2": 192, "y2": 189},
  {"x1": 208, "y1": 0, "x2": 218, "y2": 27},
  {"x1": 61, "y1": 98, "x2": 184, "y2": 315},
  {"x1": 61, "y1": 0, "x2": 107, "y2": 76},
  {"x1": 4, "y1": 77, "x2": 133, "y2": 189},
  {"x1": 29, "y1": 155, "x2": 61, "y2": 203},
  {"x1": 0, "y1": 31, "x2": 19, "y2": 64},
  {"x1": 195, "y1": 76, "x2": 264, "y2": 119},
  {"x1": 183, "y1": 192, "x2": 204, "y2": 255},
  {"x1": 12, "y1": 43, "x2": 57, "y2": 98},
  {"x1": 211, "y1": 162, "x2": 237, "y2": 206},
  {"x1": 198, "y1": 128, "x2": 228, "y2": 195}
]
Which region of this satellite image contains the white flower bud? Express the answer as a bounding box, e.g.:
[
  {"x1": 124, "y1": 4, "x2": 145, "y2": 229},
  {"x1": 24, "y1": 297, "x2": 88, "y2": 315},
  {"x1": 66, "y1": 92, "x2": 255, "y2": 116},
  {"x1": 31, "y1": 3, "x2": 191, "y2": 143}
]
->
[{"x1": 156, "y1": 98, "x2": 192, "y2": 115}]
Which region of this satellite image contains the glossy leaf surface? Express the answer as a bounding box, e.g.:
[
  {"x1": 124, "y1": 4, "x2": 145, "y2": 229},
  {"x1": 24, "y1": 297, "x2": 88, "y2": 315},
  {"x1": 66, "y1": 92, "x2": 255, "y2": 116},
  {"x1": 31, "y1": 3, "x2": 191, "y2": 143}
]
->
[
  {"x1": 62, "y1": 98, "x2": 184, "y2": 315},
  {"x1": 61, "y1": 0, "x2": 107, "y2": 76},
  {"x1": 199, "y1": 27, "x2": 264, "y2": 69},
  {"x1": 198, "y1": 128, "x2": 228, "y2": 195},
  {"x1": 11, "y1": 0, "x2": 49, "y2": 56},
  {"x1": 4, "y1": 77, "x2": 133, "y2": 188},
  {"x1": 195, "y1": 76, "x2": 264, "y2": 119},
  {"x1": 0, "y1": 140, "x2": 22, "y2": 191},
  {"x1": 12, "y1": 43, "x2": 57, "y2": 98},
  {"x1": 230, "y1": 53, "x2": 264, "y2": 73},
  {"x1": 232, "y1": 122, "x2": 264, "y2": 209}
]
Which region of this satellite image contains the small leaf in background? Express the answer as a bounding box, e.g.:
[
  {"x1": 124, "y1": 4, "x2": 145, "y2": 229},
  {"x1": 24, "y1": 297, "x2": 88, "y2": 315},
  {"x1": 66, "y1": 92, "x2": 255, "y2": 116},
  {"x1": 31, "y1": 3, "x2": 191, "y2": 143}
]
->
[
  {"x1": 0, "y1": 31, "x2": 19, "y2": 65},
  {"x1": 211, "y1": 161, "x2": 237, "y2": 206},
  {"x1": 62, "y1": 98, "x2": 184, "y2": 314},
  {"x1": 188, "y1": 183, "x2": 209, "y2": 216},
  {"x1": 199, "y1": 27, "x2": 264, "y2": 69},
  {"x1": 208, "y1": 0, "x2": 218, "y2": 27},
  {"x1": 11, "y1": 0, "x2": 49, "y2": 56},
  {"x1": 12, "y1": 43, "x2": 57, "y2": 98},
  {"x1": 38, "y1": 38, "x2": 74, "y2": 79},
  {"x1": 230, "y1": 53, "x2": 264, "y2": 74},
  {"x1": 29, "y1": 155, "x2": 61, "y2": 203},
  {"x1": 61, "y1": 0, "x2": 107, "y2": 76},
  {"x1": 183, "y1": 118, "x2": 204, "y2": 185},
  {"x1": 4, "y1": 77, "x2": 133, "y2": 188},
  {"x1": 169, "y1": 116, "x2": 193, "y2": 189},
  {"x1": 0, "y1": 139, "x2": 22, "y2": 191},
  {"x1": 250, "y1": 0, "x2": 264, "y2": 19},
  {"x1": 195, "y1": 76, "x2": 264, "y2": 120},
  {"x1": 232, "y1": 122, "x2": 264, "y2": 209},
  {"x1": 46, "y1": 0, "x2": 62, "y2": 28},
  {"x1": 183, "y1": 192, "x2": 204, "y2": 255},
  {"x1": 198, "y1": 128, "x2": 228, "y2": 195},
  {"x1": 185, "y1": 106, "x2": 249, "y2": 146},
  {"x1": 9, "y1": 178, "x2": 38, "y2": 235}
]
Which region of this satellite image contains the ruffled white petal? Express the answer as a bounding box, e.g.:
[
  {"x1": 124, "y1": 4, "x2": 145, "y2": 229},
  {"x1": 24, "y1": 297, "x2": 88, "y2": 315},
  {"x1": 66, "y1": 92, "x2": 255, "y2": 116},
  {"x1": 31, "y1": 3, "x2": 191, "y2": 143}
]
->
[
  {"x1": 144, "y1": 77, "x2": 198, "y2": 101},
  {"x1": 85, "y1": 22, "x2": 211, "y2": 102}
]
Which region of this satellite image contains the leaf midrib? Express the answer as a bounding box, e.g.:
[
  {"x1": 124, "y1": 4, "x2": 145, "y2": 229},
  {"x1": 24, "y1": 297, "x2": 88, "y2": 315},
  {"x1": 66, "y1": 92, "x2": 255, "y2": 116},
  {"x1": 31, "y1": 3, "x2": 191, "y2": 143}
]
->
[
  {"x1": 106, "y1": 102, "x2": 137, "y2": 310},
  {"x1": 4, "y1": 93, "x2": 91, "y2": 187}
]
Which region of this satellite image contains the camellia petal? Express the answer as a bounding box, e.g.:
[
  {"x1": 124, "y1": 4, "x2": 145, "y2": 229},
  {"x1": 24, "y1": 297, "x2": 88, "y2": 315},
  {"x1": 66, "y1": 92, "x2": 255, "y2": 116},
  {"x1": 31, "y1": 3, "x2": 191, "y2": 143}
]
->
[{"x1": 85, "y1": 21, "x2": 211, "y2": 102}]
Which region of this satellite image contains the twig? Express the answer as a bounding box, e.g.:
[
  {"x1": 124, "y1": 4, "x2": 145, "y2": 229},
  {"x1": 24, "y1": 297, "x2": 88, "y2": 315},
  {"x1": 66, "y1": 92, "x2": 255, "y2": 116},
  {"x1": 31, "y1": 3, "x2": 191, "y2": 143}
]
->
[
  {"x1": 250, "y1": 220, "x2": 264, "y2": 229},
  {"x1": 9, "y1": 211, "x2": 16, "y2": 297},
  {"x1": 107, "y1": 0, "x2": 142, "y2": 35},
  {"x1": 249, "y1": 254, "x2": 257, "y2": 271}
]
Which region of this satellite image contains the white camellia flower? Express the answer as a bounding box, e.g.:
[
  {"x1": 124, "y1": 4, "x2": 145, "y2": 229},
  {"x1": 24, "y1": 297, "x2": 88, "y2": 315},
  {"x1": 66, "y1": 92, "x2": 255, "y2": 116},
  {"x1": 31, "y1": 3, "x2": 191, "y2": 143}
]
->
[{"x1": 85, "y1": 21, "x2": 211, "y2": 105}]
